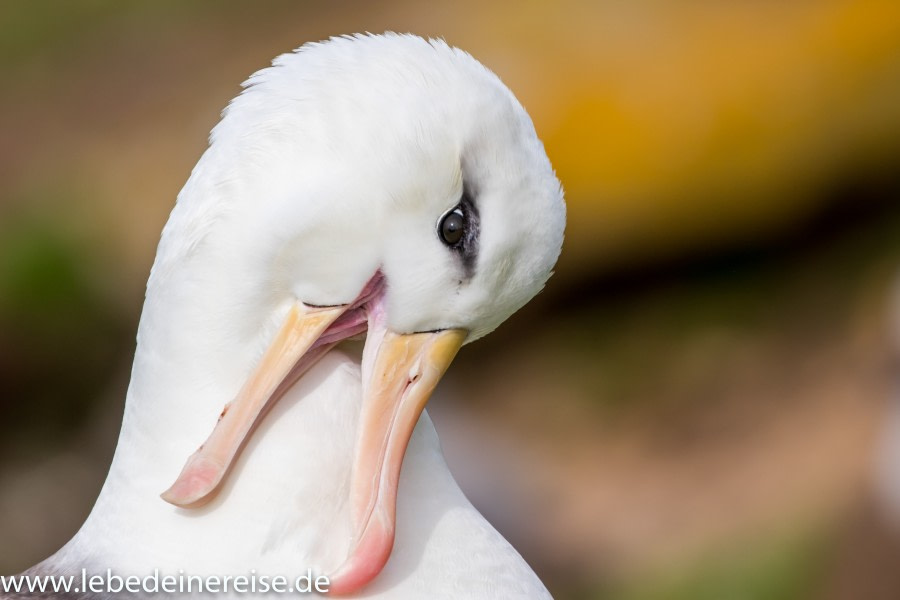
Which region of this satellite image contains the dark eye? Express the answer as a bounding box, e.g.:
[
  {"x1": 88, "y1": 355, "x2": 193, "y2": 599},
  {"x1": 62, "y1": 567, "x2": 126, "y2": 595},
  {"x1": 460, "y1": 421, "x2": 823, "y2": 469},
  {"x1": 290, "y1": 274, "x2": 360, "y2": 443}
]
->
[{"x1": 439, "y1": 207, "x2": 465, "y2": 246}]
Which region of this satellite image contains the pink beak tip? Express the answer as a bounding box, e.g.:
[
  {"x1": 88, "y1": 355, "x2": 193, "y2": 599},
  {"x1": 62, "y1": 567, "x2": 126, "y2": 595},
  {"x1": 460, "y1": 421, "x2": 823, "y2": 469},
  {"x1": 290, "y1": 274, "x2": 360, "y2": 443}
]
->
[
  {"x1": 160, "y1": 456, "x2": 223, "y2": 507},
  {"x1": 325, "y1": 522, "x2": 395, "y2": 595}
]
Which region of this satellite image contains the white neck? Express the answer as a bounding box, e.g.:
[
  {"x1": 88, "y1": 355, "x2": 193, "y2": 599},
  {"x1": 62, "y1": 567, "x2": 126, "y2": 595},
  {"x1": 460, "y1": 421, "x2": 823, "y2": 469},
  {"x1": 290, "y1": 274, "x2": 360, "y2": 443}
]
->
[
  {"x1": 36, "y1": 163, "x2": 549, "y2": 598},
  {"x1": 46, "y1": 209, "x2": 380, "y2": 577},
  {"x1": 35, "y1": 147, "x2": 549, "y2": 599}
]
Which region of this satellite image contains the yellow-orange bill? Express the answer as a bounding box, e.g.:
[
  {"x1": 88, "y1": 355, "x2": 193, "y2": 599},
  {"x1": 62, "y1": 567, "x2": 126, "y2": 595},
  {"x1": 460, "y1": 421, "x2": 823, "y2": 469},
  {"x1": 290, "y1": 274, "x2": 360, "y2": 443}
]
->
[
  {"x1": 326, "y1": 327, "x2": 467, "y2": 595},
  {"x1": 161, "y1": 302, "x2": 346, "y2": 507}
]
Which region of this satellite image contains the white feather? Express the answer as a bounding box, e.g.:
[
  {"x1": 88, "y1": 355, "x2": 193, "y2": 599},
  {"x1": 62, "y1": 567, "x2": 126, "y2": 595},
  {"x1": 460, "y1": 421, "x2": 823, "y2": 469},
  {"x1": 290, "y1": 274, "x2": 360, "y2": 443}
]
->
[{"x1": 31, "y1": 33, "x2": 563, "y2": 599}]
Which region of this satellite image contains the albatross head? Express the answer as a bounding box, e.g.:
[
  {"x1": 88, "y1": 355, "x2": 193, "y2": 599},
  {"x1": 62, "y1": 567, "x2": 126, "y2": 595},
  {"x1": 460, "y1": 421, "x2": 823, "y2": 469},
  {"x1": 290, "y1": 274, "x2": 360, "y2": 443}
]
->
[{"x1": 141, "y1": 33, "x2": 563, "y2": 594}]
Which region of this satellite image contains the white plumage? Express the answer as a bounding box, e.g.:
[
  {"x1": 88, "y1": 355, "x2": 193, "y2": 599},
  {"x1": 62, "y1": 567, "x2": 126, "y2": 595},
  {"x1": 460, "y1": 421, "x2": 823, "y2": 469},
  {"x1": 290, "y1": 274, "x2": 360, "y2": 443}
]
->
[{"x1": 16, "y1": 33, "x2": 564, "y2": 598}]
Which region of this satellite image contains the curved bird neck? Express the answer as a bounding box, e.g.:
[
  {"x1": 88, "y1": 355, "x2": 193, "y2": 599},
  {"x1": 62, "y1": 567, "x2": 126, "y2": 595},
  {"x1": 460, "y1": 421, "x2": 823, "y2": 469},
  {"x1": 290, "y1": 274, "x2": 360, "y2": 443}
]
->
[
  {"x1": 47, "y1": 324, "x2": 456, "y2": 580},
  {"x1": 35, "y1": 191, "x2": 392, "y2": 579},
  {"x1": 37, "y1": 263, "x2": 548, "y2": 598}
]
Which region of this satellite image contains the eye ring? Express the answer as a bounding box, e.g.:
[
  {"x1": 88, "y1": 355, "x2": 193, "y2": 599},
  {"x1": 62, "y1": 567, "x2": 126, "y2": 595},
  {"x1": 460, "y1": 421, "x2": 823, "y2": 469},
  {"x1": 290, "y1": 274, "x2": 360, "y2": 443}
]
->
[{"x1": 438, "y1": 206, "x2": 465, "y2": 246}]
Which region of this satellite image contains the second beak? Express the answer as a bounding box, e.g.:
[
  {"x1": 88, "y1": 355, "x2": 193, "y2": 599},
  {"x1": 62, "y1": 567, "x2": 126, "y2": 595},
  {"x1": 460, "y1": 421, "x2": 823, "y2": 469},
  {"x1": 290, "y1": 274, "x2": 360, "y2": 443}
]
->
[
  {"x1": 327, "y1": 322, "x2": 466, "y2": 595},
  {"x1": 160, "y1": 281, "x2": 467, "y2": 595}
]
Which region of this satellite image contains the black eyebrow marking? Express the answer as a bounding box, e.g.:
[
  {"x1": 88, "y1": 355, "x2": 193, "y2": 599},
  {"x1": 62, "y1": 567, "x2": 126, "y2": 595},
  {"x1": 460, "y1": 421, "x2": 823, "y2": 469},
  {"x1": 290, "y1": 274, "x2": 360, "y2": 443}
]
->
[{"x1": 456, "y1": 180, "x2": 480, "y2": 279}]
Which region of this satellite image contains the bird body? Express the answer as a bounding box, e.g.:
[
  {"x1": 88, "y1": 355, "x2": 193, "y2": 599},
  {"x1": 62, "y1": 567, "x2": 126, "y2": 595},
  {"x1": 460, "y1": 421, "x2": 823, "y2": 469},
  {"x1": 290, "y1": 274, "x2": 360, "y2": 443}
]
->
[
  {"x1": 5, "y1": 33, "x2": 563, "y2": 598},
  {"x1": 32, "y1": 353, "x2": 548, "y2": 598}
]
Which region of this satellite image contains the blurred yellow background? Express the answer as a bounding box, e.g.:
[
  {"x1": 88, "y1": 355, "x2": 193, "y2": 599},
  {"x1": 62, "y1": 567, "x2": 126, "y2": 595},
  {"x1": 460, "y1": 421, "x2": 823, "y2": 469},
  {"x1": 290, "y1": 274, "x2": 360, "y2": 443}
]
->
[{"x1": 2, "y1": 1, "x2": 900, "y2": 598}]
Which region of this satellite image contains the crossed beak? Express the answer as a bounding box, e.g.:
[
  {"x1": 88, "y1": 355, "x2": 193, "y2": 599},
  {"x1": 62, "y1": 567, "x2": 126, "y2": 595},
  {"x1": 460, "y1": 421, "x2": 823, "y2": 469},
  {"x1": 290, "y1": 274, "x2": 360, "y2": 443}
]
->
[{"x1": 161, "y1": 278, "x2": 466, "y2": 595}]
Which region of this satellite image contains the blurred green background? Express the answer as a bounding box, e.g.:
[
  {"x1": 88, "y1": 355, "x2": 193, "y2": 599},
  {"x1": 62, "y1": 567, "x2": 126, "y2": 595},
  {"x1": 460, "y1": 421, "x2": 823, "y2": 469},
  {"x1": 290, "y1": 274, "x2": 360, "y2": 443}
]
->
[{"x1": 2, "y1": 1, "x2": 900, "y2": 598}]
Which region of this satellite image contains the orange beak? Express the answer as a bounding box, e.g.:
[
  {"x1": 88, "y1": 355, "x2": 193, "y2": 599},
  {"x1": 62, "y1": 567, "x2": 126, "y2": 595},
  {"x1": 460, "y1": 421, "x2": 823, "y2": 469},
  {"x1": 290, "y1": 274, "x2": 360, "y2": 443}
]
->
[
  {"x1": 160, "y1": 301, "x2": 347, "y2": 507},
  {"x1": 326, "y1": 324, "x2": 466, "y2": 594},
  {"x1": 161, "y1": 279, "x2": 467, "y2": 594}
]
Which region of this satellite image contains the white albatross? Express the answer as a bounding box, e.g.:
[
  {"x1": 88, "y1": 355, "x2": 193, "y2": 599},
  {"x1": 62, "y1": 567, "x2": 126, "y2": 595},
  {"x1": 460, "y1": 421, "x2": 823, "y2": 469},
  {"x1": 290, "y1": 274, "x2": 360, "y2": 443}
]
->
[{"x1": 6, "y1": 33, "x2": 565, "y2": 598}]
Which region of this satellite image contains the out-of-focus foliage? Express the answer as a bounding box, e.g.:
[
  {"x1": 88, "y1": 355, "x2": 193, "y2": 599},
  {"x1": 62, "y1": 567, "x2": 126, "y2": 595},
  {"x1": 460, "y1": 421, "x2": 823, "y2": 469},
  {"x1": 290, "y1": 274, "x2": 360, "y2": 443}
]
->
[
  {"x1": 0, "y1": 207, "x2": 129, "y2": 459},
  {"x1": 612, "y1": 526, "x2": 828, "y2": 600},
  {"x1": 517, "y1": 0, "x2": 900, "y2": 270}
]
